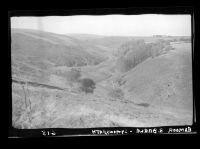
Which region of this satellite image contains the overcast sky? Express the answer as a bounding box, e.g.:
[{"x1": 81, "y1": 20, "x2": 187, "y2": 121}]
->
[{"x1": 11, "y1": 15, "x2": 191, "y2": 36}]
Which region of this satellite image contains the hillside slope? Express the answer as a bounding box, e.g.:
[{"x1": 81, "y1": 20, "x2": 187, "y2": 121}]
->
[
  {"x1": 11, "y1": 29, "x2": 193, "y2": 128},
  {"x1": 11, "y1": 29, "x2": 107, "y2": 67},
  {"x1": 119, "y1": 42, "x2": 193, "y2": 125}
]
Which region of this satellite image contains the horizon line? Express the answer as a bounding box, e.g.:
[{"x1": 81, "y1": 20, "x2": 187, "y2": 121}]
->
[{"x1": 10, "y1": 27, "x2": 191, "y2": 37}]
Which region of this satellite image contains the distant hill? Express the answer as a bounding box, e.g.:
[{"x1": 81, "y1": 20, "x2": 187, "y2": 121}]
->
[
  {"x1": 11, "y1": 29, "x2": 107, "y2": 68},
  {"x1": 66, "y1": 33, "x2": 106, "y2": 41},
  {"x1": 83, "y1": 36, "x2": 135, "y2": 50},
  {"x1": 64, "y1": 34, "x2": 134, "y2": 52},
  {"x1": 69, "y1": 34, "x2": 181, "y2": 51}
]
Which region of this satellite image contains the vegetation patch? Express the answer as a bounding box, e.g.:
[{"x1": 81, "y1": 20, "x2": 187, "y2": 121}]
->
[
  {"x1": 108, "y1": 88, "x2": 124, "y2": 100},
  {"x1": 79, "y1": 78, "x2": 96, "y2": 94},
  {"x1": 116, "y1": 39, "x2": 174, "y2": 72}
]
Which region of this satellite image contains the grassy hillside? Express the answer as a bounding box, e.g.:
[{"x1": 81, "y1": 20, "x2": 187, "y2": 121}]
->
[
  {"x1": 11, "y1": 29, "x2": 107, "y2": 67},
  {"x1": 120, "y1": 42, "x2": 193, "y2": 124},
  {"x1": 11, "y1": 29, "x2": 193, "y2": 128}
]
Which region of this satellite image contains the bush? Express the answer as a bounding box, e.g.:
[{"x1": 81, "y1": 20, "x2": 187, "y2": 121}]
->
[
  {"x1": 164, "y1": 45, "x2": 174, "y2": 52},
  {"x1": 108, "y1": 88, "x2": 124, "y2": 99},
  {"x1": 115, "y1": 77, "x2": 126, "y2": 86},
  {"x1": 79, "y1": 78, "x2": 96, "y2": 94}
]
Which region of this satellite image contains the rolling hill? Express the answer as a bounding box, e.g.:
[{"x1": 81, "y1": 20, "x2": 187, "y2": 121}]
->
[
  {"x1": 118, "y1": 42, "x2": 193, "y2": 125},
  {"x1": 11, "y1": 29, "x2": 193, "y2": 128},
  {"x1": 11, "y1": 29, "x2": 107, "y2": 68}
]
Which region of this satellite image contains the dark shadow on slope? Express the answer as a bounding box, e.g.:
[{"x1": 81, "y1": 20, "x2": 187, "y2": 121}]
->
[{"x1": 135, "y1": 103, "x2": 150, "y2": 107}]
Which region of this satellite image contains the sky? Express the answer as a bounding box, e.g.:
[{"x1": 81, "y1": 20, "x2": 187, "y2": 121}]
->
[{"x1": 11, "y1": 15, "x2": 191, "y2": 36}]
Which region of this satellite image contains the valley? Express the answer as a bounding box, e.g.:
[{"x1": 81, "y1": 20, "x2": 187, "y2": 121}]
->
[{"x1": 11, "y1": 29, "x2": 193, "y2": 128}]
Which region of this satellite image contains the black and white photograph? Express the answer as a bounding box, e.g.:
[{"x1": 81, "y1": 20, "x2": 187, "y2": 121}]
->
[{"x1": 9, "y1": 10, "x2": 194, "y2": 136}]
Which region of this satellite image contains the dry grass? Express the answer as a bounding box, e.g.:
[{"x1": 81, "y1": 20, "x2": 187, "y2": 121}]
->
[{"x1": 11, "y1": 30, "x2": 193, "y2": 128}]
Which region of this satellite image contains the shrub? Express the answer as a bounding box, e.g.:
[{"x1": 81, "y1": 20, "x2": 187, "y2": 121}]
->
[
  {"x1": 79, "y1": 78, "x2": 96, "y2": 94},
  {"x1": 164, "y1": 45, "x2": 174, "y2": 52},
  {"x1": 115, "y1": 77, "x2": 126, "y2": 86},
  {"x1": 108, "y1": 88, "x2": 124, "y2": 99}
]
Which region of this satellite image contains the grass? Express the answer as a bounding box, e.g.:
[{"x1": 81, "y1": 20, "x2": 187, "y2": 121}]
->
[
  {"x1": 12, "y1": 29, "x2": 106, "y2": 68},
  {"x1": 12, "y1": 83, "x2": 127, "y2": 128},
  {"x1": 11, "y1": 30, "x2": 193, "y2": 128},
  {"x1": 13, "y1": 78, "x2": 151, "y2": 128}
]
